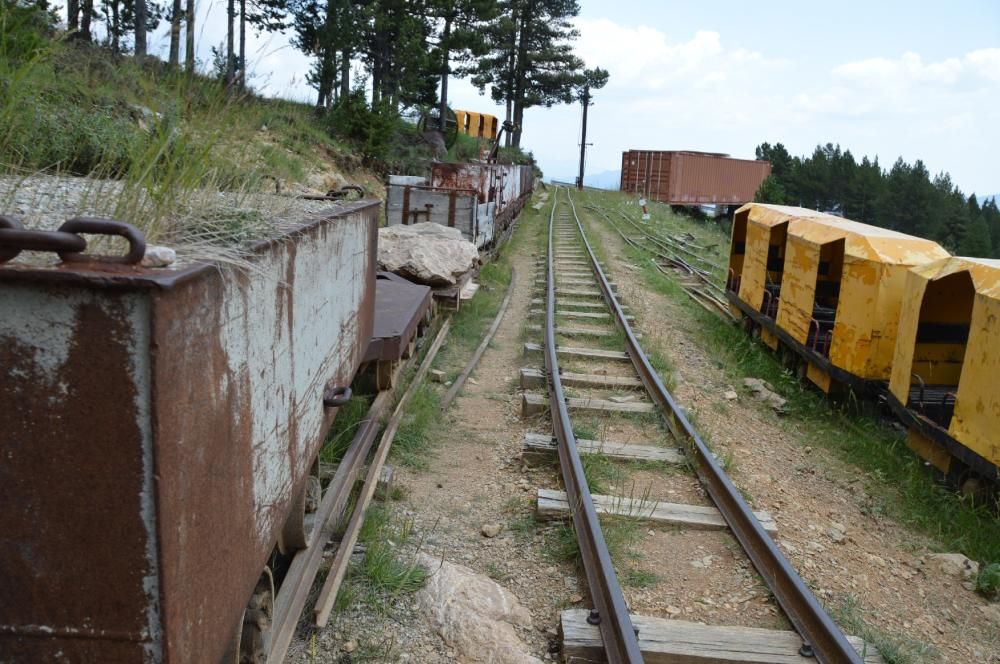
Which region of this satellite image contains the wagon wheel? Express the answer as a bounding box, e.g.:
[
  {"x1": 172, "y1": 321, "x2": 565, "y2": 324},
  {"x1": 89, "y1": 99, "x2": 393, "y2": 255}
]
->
[
  {"x1": 240, "y1": 567, "x2": 276, "y2": 664},
  {"x1": 277, "y1": 464, "x2": 322, "y2": 554},
  {"x1": 277, "y1": 487, "x2": 307, "y2": 554}
]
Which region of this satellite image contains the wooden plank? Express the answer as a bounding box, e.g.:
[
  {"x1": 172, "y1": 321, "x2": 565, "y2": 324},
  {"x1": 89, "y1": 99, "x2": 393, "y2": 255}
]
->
[
  {"x1": 536, "y1": 278, "x2": 616, "y2": 291},
  {"x1": 551, "y1": 299, "x2": 628, "y2": 311},
  {"x1": 521, "y1": 393, "x2": 655, "y2": 417},
  {"x1": 537, "y1": 488, "x2": 777, "y2": 533},
  {"x1": 520, "y1": 367, "x2": 641, "y2": 390},
  {"x1": 560, "y1": 610, "x2": 884, "y2": 663},
  {"x1": 523, "y1": 432, "x2": 684, "y2": 464},
  {"x1": 313, "y1": 320, "x2": 452, "y2": 627},
  {"x1": 529, "y1": 309, "x2": 635, "y2": 322},
  {"x1": 523, "y1": 343, "x2": 629, "y2": 361},
  {"x1": 557, "y1": 288, "x2": 604, "y2": 299},
  {"x1": 527, "y1": 323, "x2": 641, "y2": 339}
]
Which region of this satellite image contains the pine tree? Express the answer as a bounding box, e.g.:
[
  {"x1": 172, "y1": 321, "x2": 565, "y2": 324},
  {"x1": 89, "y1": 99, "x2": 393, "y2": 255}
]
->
[
  {"x1": 168, "y1": 0, "x2": 181, "y2": 66},
  {"x1": 472, "y1": 0, "x2": 585, "y2": 147},
  {"x1": 754, "y1": 175, "x2": 786, "y2": 204},
  {"x1": 982, "y1": 199, "x2": 1000, "y2": 257},
  {"x1": 959, "y1": 214, "x2": 992, "y2": 257},
  {"x1": 185, "y1": 0, "x2": 194, "y2": 72},
  {"x1": 428, "y1": 0, "x2": 498, "y2": 130}
]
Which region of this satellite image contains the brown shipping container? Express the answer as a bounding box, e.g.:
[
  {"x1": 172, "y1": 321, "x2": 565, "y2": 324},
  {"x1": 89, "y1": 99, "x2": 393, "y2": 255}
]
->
[{"x1": 620, "y1": 150, "x2": 771, "y2": 206}]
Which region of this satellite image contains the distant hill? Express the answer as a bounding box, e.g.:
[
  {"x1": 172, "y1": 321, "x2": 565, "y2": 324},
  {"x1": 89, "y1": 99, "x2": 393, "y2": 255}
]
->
[
  {"x1": 552, "y1": 170, "x2": 621, "y2": 190},
  {"x1": 585, "y1": 170, "x2": 621, "y2": 190}
]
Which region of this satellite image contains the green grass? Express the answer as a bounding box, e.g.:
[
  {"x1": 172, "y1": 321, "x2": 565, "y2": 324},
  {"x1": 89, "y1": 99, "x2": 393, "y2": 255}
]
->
[
  {"x1": 320, "y1": 393, "x2": 374, "y2": 466},
  {"x1": 829, "y1": 594, "x2": 937, "y2": 664},
  {"x1": 580, "y1": 452, "x2": 624, "y2": 495},
  {"x1": 390, "y1": 384, "x2": 441, "y2": 469},
  {"x1": 622, "y1": 568, "x2": 660, "y2": 588},
  {"x1": 485, "y1": 561, "x2": 511, "y2": 582},
  {"x1": 578, "y1": 189, "x2": 1000, "y2": 567},
  {"x1": 545, "y1": 517, "x2": 641, "y2": 569},
  {"x1": 335, "y1": 505, "x2": 428, "y2": 615},
  {"x1": 977, "y1": 562, "x2": 1000, "y2": 600},
  {"x1": 0, "y1": 36, "x2": 350, "y2": 243}
]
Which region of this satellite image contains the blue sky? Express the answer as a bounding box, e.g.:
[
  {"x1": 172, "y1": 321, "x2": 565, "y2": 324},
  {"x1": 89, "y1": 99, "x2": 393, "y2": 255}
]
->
[{"x1": 150, "y1": 1, "x2": 1000, "y2": 195}]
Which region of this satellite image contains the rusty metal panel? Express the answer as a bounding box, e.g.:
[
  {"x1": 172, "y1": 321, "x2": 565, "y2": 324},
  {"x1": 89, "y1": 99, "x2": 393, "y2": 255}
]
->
[
  {"x1": 620, "y1": 150, "x2": 770, "y2": 205},
  {"x1": 430, "y1": 163, "x2": 533, "y2": 247},
  {"x1": 364, "y1": 272, "x2": 433, "y2": 363},
  {"x1": 385, "y1": 184, "x2": 477, "y2": 241},
  {"x1": 0, "y1": 286, "x2": 160, "y2": 661},
  {"x1": 0, "y1": 200, "x2": 379, "y2": 662}
]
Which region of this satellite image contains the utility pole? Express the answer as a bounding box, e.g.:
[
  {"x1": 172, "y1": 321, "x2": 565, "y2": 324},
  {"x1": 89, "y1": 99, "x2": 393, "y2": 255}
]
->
[{"x1": 577, "y1": 84, "x2": 590, "y2": 191}]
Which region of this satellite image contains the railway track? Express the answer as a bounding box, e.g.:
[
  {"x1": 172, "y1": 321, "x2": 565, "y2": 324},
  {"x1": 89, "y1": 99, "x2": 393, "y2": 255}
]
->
[
  {"x1": 522, "y1": 187, "x2": 871, "y2": 663},
  {"x1": 585, "y1": 202, "x2": 736, "y2": 322}
]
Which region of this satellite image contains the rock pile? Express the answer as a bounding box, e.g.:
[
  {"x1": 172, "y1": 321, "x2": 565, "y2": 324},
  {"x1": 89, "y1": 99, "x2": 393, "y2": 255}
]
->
[{"x1": 742, "y1": 377, "x2": 788, "y2": 414}]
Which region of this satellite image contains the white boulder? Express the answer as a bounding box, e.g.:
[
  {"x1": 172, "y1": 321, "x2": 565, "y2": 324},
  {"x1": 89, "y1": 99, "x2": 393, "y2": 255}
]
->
[
  {"x1": 416, "y1": 554, "x2": 543, "y2": 664},
  {"x1": 378, "y1": 223, "x2": 479, "y2": 286}
]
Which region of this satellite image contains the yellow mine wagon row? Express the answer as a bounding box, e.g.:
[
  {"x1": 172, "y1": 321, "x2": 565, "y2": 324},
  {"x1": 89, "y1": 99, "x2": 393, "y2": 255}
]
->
[{"x1": 726, "y1": 203, "x2": 997, "y2": 488}]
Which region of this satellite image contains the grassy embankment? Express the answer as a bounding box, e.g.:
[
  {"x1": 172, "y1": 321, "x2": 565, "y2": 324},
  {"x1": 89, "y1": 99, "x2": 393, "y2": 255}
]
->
[{"x1": 1, "y1": 32, "x2": 385, "y2": 252}]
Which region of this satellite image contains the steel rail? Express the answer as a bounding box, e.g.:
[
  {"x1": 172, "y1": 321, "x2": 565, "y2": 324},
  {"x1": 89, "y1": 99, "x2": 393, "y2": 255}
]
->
[
  {"x1": 613, "y1": 205, "x2": 725, "y2": 274},
  {"x1": 441, "y1": 267, "x2": 516, "y2": 410},
  {"x1": 545, "y1": 190, "x2": 644, "y2": 663},
  {"x1": 610, "y1": 209, "x2": 725, "y2": 292},
  {"x1": 592, "y1": 205, "x2": 735, "y2": 321},
  {"x1": 565, "y1": 189, "x2": 863, "y2": 664}
]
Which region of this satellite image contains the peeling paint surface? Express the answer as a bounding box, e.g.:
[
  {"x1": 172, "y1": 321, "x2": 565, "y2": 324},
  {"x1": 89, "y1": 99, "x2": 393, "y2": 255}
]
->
[
  {"x1": 0, "y1": 201, "x2": 378, "y2": 662},
  {"x1": 734, "y1": 203, "x2": 948, "y2": 380},
  {"x1": 890, "y1": 257, "x2": 1000, "y2": 469},
  {"x1": 0, "y1": 287, "x2": 159, "y2": 661}
]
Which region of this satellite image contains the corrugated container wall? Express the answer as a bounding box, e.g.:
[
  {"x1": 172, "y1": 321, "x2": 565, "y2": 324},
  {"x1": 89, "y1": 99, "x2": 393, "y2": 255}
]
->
[{"x1": 620, "y1": 150, "x2": 771, "y2": 206}]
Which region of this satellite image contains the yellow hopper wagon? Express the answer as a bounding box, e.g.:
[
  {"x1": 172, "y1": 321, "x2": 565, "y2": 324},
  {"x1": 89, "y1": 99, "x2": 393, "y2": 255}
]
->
[
  {"x1": 887, "y1": 257, "x2": 1000, "y2": 488},
  {"x1": 726, "y1": 203, "x2": 949, "y2": 394}
]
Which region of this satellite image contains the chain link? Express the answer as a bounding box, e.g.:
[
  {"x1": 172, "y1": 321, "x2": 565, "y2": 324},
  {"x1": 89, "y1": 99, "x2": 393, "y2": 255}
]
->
[{"x1": 57, "y1": 218, "x2": 146, "y2": 265}]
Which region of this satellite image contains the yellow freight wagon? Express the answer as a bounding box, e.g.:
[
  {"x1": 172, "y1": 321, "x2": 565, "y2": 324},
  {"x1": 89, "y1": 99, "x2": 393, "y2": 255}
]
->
[
  {"x1": 454, "y1": 110, "x2": 499, "y2": 141},
  {"x1": 887, "y1": 257, "x2": 1000, "y2": 485},
  {"x1": 727, "y1": 203, "x2": 948, "y2": 393}
]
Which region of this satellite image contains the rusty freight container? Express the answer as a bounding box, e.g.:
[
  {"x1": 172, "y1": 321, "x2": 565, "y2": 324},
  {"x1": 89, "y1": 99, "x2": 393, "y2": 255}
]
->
[
  {"x1": 0, "y1": 200, "x2": 379, "y2": 662},
  {"x1": 620, "y1": 150, "x2": 771, "y2": 206}
]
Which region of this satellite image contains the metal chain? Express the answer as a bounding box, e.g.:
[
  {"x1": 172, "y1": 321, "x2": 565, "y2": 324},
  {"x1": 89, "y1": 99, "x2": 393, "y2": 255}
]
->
[{"x1": 0, "y1": 216, "x2": 146, "y2": 265}]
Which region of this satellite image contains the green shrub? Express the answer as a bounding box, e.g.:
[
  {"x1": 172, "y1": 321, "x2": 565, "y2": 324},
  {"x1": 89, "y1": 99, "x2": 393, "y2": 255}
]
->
[
  {"x1": 1, "y1": 0, "x2": 56, "y2": 64},
  {"x1": 976, "y1": 562, "x2": 1000, "y2": 600}
]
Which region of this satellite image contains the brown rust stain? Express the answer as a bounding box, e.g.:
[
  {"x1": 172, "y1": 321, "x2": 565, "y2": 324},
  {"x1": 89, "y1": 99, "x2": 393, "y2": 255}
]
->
[
  {"x1": 150, "y1": 271, "x2": 258, "y2": 664},
  {"x1": 0, "y1": 288, "x2": 153, "y2": 652}
]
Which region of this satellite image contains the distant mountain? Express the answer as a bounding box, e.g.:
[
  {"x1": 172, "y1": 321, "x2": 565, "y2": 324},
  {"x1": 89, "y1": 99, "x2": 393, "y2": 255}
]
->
[
  {"x1": 585, "y1": 170, "x2": 621, "y2": 190},
  {"x1": 551, "y1": 170, "x2": 621, "y2": 190}
]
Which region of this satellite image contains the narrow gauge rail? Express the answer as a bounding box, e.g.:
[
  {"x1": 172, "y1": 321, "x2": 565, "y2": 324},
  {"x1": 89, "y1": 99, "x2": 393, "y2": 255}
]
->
[
  {"x1": 534, "y1": 188, "x2": 865, "y2": 663},
  {"x1": 587, "y1": 203, "x2": 734, "y2": 321}
]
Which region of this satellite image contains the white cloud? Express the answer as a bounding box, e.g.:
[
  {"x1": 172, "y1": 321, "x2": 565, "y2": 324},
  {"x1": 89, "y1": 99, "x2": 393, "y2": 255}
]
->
[
  {"x1": 519, "y1": 18, "x2": 998, "y2": 194},
  {"x1": 144, "y1": 10, "x2": 998, "y2": 194}
]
